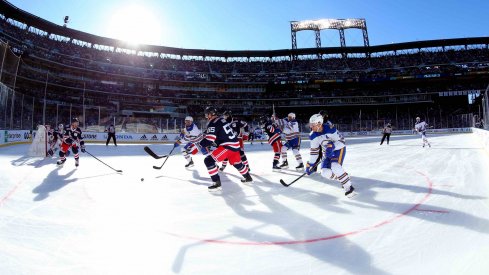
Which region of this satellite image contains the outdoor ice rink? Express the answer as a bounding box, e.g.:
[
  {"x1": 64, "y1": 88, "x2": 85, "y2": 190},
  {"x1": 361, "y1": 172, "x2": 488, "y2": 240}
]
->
[{"x1": 1, "y1": 133, "x2": 489, "y2": 275}]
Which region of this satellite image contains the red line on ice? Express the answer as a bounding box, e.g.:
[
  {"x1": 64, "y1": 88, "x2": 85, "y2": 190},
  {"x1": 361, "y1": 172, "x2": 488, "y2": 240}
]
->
[{"x1": 165, "y1": 170, "x2": 434, "y2": 246}]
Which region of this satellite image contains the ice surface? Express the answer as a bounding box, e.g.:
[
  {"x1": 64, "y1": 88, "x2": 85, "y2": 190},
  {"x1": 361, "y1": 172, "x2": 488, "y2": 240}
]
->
[{"x1": 1, "y1": 133, "x2": 489, "y2": 275}]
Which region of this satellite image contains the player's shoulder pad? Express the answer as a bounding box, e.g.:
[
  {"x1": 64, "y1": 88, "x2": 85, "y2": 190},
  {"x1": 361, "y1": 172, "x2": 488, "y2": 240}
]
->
[
  {"x1": 322, "y1": 124, "x2": 337, "y2": 134},
  {"x1": 310, "y1": 131, "x2": 321, "y2": 140}
]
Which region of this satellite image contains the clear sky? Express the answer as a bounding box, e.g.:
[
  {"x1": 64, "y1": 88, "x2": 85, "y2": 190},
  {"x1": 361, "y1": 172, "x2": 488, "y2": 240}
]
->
[{"x1": 7, "y1": 0, "x2": 489, "y2": 50}]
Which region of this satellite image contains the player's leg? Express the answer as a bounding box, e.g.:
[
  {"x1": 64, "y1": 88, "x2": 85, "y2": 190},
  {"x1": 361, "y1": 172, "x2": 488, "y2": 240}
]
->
[
  {"x1": 72, "y1": 145, "x2": 80, "y2": 167},
  {"x1": 228, "y1": 150, "x2": 253, "y2": 184},
  {"x1": 330, "y1": 148, "x2": 354, "y2": 196},
  {"x1": 291, "y1": 138, "x2": 304, "y2": 170},
  {"x1": 204, "y1": 149, "x2": 222, "y2": 192},
  {"x1": 239, "y1": 150, "x2": 250, "y2": 171},
  {"x1": 271, "y1": 141, "x2": 282, "y2": 171},
  {"x1": 280, "y1": 142, "x2": 289, "y2": 168},
  {"x1": 57, "y1": 142, "x2": 70, "y2": 165},
  {"x1": 182, "y1": 143, "x2": 196, "y2": 167}
]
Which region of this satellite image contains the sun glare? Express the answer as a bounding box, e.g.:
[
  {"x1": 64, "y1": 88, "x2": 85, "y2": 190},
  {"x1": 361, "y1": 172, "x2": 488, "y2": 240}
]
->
[{"x1": 107, "y1": 5, "x2": 162, "y2": 45}]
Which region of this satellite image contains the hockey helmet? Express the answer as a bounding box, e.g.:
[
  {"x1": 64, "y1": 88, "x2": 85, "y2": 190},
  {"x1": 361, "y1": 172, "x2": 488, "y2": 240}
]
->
[
  {"x1": 58, "y1": 123, "x2": 64, "y2": 130},
  {"x1": 184, "y1": 116, "x2": 193, "y2": 126},
  {"x1": 288, "y1": 112, "x2": 296, "y2": 120},
  {"x1": 223, "y1": 110, "x2": 233, "y2": 120},
  {"x1": 416, "y1": 117, "x2": 421, "y2": 122},
  {"x1": 204, "y1": 106, "x2": 218, "y2": 116},
  {"x1": 309, "y1": 114, "x2": 324, "y2": 126}
]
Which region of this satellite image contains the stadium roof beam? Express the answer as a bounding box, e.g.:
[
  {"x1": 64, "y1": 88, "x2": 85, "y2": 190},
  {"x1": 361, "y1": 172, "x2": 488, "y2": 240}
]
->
[{"x1": 1, "y1": 2, "x2": 489, "y2": 60}]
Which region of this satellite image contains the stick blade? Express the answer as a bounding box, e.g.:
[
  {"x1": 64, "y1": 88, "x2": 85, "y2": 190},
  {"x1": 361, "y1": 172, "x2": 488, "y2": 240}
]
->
[
  {"x1": 153, "y1": 165, "x2": 162, "y2": 170},
  {"x1": 280, "y1": 179, "x2": 290, "y2": 187},
  {"x1": 144, "y1": 146, "x2": 163, "y2": 159}
]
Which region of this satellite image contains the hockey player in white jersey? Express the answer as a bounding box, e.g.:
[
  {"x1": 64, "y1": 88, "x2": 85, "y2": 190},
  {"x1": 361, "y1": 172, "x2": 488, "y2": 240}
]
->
[
  {"x1": 414, "y1": 117, "x2": 431, "y2": 148},
  {"x1": 174, "y1": 116, "x2": 208, "y2": 168},
  {"x1": 305, "y1": 114, "x2": 355, "y2": 197},
  {"x1": 274, "y1": 112, "x2": 304, "y2": 170}
]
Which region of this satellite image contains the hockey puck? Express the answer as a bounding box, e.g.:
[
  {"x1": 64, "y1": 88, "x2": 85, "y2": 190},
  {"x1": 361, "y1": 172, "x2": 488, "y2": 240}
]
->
[{"x1": 141, "y1": 178, "x2": 144, "y2": 181}]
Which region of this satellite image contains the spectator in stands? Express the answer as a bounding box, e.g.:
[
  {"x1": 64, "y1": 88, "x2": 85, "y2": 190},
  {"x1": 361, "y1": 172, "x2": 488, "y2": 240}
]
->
[{"x1": 105, "y1": 124, "x2": 117, "y2": 146}]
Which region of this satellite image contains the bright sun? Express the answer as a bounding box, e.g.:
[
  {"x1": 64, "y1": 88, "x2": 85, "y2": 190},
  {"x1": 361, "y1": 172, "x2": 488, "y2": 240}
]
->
[{"x1": 107, "y1": 5, "x2": 162, "y2": 45}]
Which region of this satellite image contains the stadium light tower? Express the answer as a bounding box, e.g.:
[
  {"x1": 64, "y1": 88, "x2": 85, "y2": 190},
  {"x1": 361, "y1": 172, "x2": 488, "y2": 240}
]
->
[{"x1": 290, "y1": 18, "x2": 370, "y2": 58}]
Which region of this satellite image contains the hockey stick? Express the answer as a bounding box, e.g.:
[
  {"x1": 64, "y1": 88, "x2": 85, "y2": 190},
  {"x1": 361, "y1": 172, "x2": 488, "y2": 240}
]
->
[
  {"x1": 144, "y1": 146, "x2": 168, "y2": 159},
  {"x1": 280, "y1": 161, "x2": 320, "y2": 187},
  {"x1": 84, "y1": 150, "x2": 123, "y2": 173},
  {"x1": 144, "y1": 145, "x2": 182, "y2": 159},
  {"x1": 153, "y1": 146, "x2": 177, "y2": 170}
]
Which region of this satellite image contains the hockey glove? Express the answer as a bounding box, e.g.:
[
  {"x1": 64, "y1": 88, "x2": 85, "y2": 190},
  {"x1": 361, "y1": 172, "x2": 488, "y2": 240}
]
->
[
  {"x1": 305, "y1": 162, "x2": 314, "y2": 175},
  {"x1": 173, "y1": 142, "x2": 180, "y2": 148},
  {"x1": 80, "y1": 144, "x2": 86, "y2": 153}
]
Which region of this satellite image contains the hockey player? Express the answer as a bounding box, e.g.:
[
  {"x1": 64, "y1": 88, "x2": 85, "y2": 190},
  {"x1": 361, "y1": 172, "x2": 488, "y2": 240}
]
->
[
  {"x1": 47, "y1": 124, "x2": 64, "y2": 157},
  {"x1": 260, "y1": 115, "x2": 283, "y2": 171},
  {"x1": 311, "y1": 110, "x2": 335, "y2": 173},
  {"x1": 273, "y1": 112, "x2": 304, "y2": 171},
  {"x1": 200, "y1": 107, "x2": 253, "y2": 192},
  {"x1": 174, "y1": 116, "x2": 207, "y2": 168},
  {"x1": 57, "y1": 118, "x2": 85, "y2": 167},
  {"x1": 305, "y1": 114, "x2": 355, "y2": 197},
  {"x1": 414, "y1": 117, "x2": 431, "y2": 147},
  {"x1": 251, "y1": 126, "x2": 264, "y2": 145},
  {"x1": 219, "y1": 111, "x2": 251, "y2": 172}
]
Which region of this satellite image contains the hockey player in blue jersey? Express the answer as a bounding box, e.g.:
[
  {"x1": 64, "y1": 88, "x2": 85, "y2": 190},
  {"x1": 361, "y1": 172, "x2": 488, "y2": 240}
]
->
[
  {"x1": 200, "y1": 107, "x2": 253, "y2": 192},
  {"x1": 173, "y1": 116, "x2": 208, "y2": 168},
  {"x1": 414, "y1": 117, "x2": 431, "y2": 147},
  {"x1": 305, "y1": 114, "x2": 355, "y2": 197},
  {"x1": 273, "y1": 112, "x2": 304, "y2": 171},
  {"x1": 260, "y1": 115, "x2": 283, "y2": 171},
  {"x1": 219, "y1": 111, "x2": 251, "y2": 172},
  {"x1": 57, "y1": 118, "x2": 85, "y2": 167}
]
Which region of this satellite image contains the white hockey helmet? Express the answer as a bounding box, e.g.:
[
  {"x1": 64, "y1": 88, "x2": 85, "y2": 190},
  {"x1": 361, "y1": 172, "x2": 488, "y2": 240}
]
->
[
  {"x1": 185, "y1": 116, "x2": 193, "y2": 123},
  {"x1": 309, "y1": 114, "x2": 324, "y2": 126},
  {"x1": 58, "y1": 123, "x2": 64, "y2": 130},
  {"x1": 288, "y1": 112, "x2": 296, "y2": 120},
  {"x1": 416, "y1": 117, "x2": 420, "y2": 122}
]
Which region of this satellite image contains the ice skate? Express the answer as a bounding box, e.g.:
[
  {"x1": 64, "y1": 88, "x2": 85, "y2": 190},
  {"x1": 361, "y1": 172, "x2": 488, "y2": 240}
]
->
[
  {"x1": 279, "y1": 160, "x2": 289, "y2": 169},
  {"x1": 56, "y1": 159, "x2": 66, "y2": 166},
  {"x1": 208, "y1": 180, "x2": 222, "y2": 192},
  {"x1": 344, "y1": 186, "x2": 356, "y2": 198},
  {"x1": 75, "y1": 159, "x2": 79, "y2": 167},
  {"x1": 295, "y1": 163, "x2": 304, "y2": 171},
  {"x1": 185, "y1": 159, "x2": 194, "y2": 168},
  {"x1": 240, "y1": 173, "x2": 253, "y2": 185}
]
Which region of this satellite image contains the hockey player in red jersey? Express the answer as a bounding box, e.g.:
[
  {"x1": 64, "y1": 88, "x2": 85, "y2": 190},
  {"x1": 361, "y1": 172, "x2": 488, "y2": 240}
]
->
[
  {"x1": 57, "y1": 118, "x2": 85, "y2": 167},
  {"x1": 200, "y1": 107, "x2": 253, "y2": 192},
  {"x1": 219, "y1": 110, "x2": 251, "y2": 172}
]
